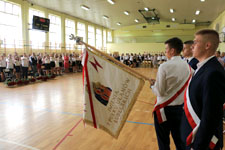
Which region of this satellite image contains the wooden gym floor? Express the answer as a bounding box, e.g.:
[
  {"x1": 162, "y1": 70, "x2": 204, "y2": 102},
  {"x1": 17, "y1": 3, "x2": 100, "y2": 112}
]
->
[{"x1": 0, "y1": 68, "x2": 224, "y2": 150}]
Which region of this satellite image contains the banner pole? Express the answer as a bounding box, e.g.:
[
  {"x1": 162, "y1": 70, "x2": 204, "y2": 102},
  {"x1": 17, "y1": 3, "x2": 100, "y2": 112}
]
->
[
  {"x1": 70, "y1": 35, "x2": 150, "y2": 81},
  {"x1": 84, "y1": 42, "x2": 150, "y2": 81}
]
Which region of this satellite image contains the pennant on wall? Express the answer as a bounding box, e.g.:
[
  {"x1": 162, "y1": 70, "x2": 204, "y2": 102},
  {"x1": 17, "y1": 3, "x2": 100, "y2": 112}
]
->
[{"x1": 82, "y1": 48, "x2": 145, "y2": 138}]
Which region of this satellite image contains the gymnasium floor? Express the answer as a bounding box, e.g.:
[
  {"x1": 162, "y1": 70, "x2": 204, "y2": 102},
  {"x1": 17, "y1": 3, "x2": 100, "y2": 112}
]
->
[{"x1": 0, "y1": 68, "x2": 224, "y2": 150}]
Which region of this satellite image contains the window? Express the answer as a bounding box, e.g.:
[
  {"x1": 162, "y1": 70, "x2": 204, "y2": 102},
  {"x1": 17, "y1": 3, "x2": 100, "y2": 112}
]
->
[
  {"x1": 96, "y1": 29, "x2": 102, "y2": 49},
  {"x1": 107, "y1": 31, "x2": 112, "y2": 42},
  {"x1": 29, "y1": 9, "x2": 45, "y2": 49},
  {"x1": 103, "y1": 30, "x2": 107, "y2": 49},
  {"x1": 88, "y1": 25, "x2": 95, "y2": 46},
  {"x1": 65, "y1": 19, "x2": 75, "y2": 50},
  {"x1": 77, "y1": 22, "x2": 86, "y2": 42},
  {"x1": 49, "y1": 14, "x2": 61, "y2": 50},
  {"x1": 0, "y1": 0, "x2": 22, "y2": 48},
  {"x1": 77, "y1": 22, "x2": 86, "y2": 50}
]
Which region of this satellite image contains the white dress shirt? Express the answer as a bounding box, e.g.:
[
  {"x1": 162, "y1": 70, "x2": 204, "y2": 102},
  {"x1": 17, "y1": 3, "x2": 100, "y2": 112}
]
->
[
  {"x1": 21, "y1": 57, "x2": 29, "y2": 67},
  {"x1": 6, "y1": 58, "x2": 14, "y2": 69},
  {"x1": 0, "y1": 58, "x2": 6, "y2": 67},
  {"x1": 152, "y1": 56, "x2": 192, "y2": 106},
  {"x1": 194, "y1": 55, "x2": 215, "y2": 75}
]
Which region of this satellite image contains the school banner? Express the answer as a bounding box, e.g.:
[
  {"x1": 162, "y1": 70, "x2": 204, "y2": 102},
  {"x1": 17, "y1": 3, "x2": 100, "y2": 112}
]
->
[{"x1": 82, "y1": 48, "x2": 145, "y2": 138}]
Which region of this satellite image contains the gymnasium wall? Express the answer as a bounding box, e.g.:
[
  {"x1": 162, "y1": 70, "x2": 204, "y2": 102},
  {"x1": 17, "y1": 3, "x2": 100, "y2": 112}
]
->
[
  {"x1": 108, "y1": 8, "x2": 225, "y2": 54},
  {"x1": 107, "y1": 22, "x2": 207, "y2": 54},
  {"x1": 210, "y1": 9, "x2": 225, "y2": 52}
]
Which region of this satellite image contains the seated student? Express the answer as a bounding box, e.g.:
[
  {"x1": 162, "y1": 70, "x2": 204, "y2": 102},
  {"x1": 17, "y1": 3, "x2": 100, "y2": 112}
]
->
[{"x1": 183, "y1": 40, "x2": 199, "y2": 70}]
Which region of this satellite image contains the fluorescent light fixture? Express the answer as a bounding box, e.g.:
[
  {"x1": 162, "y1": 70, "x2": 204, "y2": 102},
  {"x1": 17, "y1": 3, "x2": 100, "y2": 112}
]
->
[
  {"x1": 172, "y1": 18, "x2": 175, "y2": 21},
  {"x1": 192, "y1": 19, "x2": 196, "y2": 23},
  {"x1": 124, "y1": 11, "x2": 129, "y2": 15},
  {"x1": 195, "y1": 10, "x2": 200, "y2": 15},
  {"x1": 103, "y1": 15, "x2": 109, "y2": 19},
  {"x1": 170, "y1": 9, "x2": 174, "y2": 13},
  {"x1": 107, "y1": 0, "x2": 115, "y2": 5},
  {"x1": 144, "y1": 7, "x2": 149, "y2": 11},
  {"x1": 117, "y1": 22, "x2": 121, "y2": 25},
  {"x1": 135, "y1": 19, "x2": 139, "y2": 23},
  {"x1": 200, "y1": 0, "x2": 205, "y2": 2},
  {"x1": 81, "y1": 5, "x2": 90, "y2": 11}
]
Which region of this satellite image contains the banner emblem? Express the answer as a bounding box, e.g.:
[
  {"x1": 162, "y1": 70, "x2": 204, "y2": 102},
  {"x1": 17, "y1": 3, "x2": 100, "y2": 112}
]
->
[{"x1": 93, "y1": 82, "x2": 112, "y2": 106}]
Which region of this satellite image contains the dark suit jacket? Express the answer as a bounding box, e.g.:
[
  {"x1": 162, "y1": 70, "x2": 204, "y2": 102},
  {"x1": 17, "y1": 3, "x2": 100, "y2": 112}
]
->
[
  {"x1": 189, "y1": 57, "x2": 199, "y2": 70},
  {"x1": 181, "y1": 56, "x2": 225, "y2": 150}
]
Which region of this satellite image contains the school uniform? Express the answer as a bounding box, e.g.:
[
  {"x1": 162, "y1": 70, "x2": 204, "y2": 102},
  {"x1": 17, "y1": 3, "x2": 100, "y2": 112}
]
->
[
  {"x1": 14, "y1": 60, "x2": 21, "y2": 73},
  {"x1": 181, "y1": 56, "x2": 225, "y2": 150},
  {"x1": 152, "y1": 56, "x2": 192, "y2": 150},
  {"x1": 50, "y1": 57, "x2": 55, "y2": 68},
  {"x1": 44, "y1": 58, "x2": 51, "y2": 70},
  {"x1": 55, "y1": 58, "x2": 60, "y2": 68},
  {"x1": 186, "y1": 57, "x2": 199, "y2": 70}
]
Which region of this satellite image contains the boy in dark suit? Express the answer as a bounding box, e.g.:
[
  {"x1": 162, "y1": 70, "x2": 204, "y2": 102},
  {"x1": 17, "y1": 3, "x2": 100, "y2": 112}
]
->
[
  {"x1": 183, "y1": 40, "x2": 199, "y2": 70},
  {"x1": 181, "y1": 29, "x2": 225, "y2": 150}
]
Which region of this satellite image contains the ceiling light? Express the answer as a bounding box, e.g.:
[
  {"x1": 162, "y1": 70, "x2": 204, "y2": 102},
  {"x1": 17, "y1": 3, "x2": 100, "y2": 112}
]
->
[
  {"x1": 81, "y1": 5, "x2": 90, "y2": 11},
  {"x1": 172, "y1": 18, "x2": 175, "y2": 21},
  {"x1": 195, "y1": 10, "x2": 200, "y2": 15},
  {"x1": 103, "y1": 15, "x2": 109, "y2": 19},
  {"x1": 135, "y1": 19, "x2": 139, "y2": 23},
  {"x1": 200, "y1": 0, "x2": 205, "y2": 2},
  {"x1": 144, "y1": 7, "x2": 149, "y2": 11},
  {"x1": 107, "y1": 0, "x2": 115, "y2": 5},
  {"x1": 124, "y1": 11, "x2": 129, "y2": 15},
  {"x1": 192, "y1": 19, "x2": 196, "y2": 23},
  {"x1": 170, "y1": 9, "x2": 174, "y2": 13},
  {"x1": 117, "y1": 22, "x2": 121, "y2": 26}
]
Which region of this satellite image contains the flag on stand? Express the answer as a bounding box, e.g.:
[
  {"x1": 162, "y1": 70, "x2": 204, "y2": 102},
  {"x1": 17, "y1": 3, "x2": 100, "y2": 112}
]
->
[{"x1": 82, "y1": 48, "x2": 145, "y2": 138}]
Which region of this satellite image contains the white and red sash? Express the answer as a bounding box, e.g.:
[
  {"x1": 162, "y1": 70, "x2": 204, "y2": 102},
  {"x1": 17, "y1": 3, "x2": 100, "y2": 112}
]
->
[
  {"x1": 184, "y1": 78, "x2": 218, "y2": 149},
  {"x1": 153, "y1": 66, "x2": 192, "y2": 124}
]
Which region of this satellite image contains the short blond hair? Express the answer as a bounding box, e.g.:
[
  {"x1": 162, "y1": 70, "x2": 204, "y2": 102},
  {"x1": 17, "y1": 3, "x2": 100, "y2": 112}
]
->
[{"x1": 195, "y1": 29, "x2": 219, "y2": 51}]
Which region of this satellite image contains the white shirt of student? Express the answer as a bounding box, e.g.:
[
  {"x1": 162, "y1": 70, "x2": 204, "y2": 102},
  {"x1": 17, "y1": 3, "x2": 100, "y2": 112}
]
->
[
  {"x1": 50, "y1": 57, "x2": 55, "y2": 62},
  {"x1": 152, "y1": 56, "x2": 192, "y2": 106},
  {"x1": 162, "y1": 56, "x2": 167, "y2": 60},
  {"x1": 14, "y1": 60, "x2": 21, "y2": 66},
  {"x1": 55, "y1": 58, "x2": 59, "y2": 67},
  {"x1": 72, "y1": 57, "x2": 76, "y2": 62},
  {"x1": 0, "y1": 58, "x2": 6, "y2": 67},
  {"x1": 21, "y1": 57, "x2": 29, "y2": 67},
  {"x1": 157, "y1": 56, "x2": 162, "y2": 61},
  {"x1": 129, "y1": 56, "x2": 133, "y2": 61},
  {"x1": 6, "y1": 58, "x2": 14, "y2": 69},
  {"x1": 45, "y1": 58, "x2": 50, "y2": 64},
  {"x1": 194, "y1": 55, "x2": 215, "y2": 75}
]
